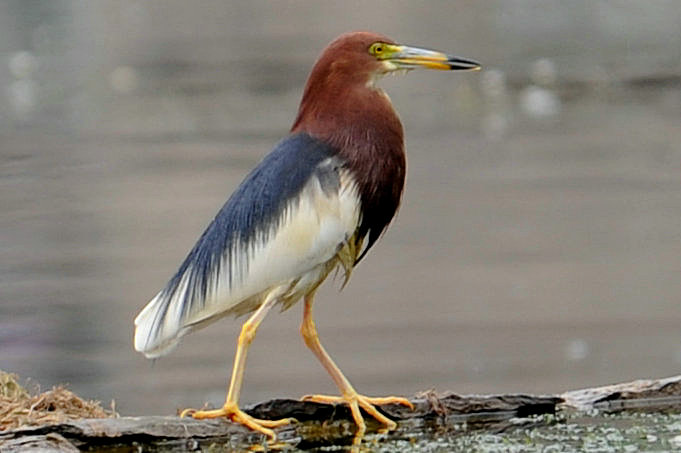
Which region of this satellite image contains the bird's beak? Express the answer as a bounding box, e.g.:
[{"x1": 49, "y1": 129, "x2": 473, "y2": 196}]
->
[{"x1": 386, "y1": 44, "x2": 481, "y2": 71}]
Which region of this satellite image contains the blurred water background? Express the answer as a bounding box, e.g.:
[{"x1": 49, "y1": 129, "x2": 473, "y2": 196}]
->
[{"x1": 1, "y1": 1, "x2": 680, "y2": 415}]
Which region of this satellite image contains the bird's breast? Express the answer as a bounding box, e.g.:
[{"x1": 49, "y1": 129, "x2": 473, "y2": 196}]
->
[{"x1": 338, "y1": 126, "x2": 406, "y2": 260}]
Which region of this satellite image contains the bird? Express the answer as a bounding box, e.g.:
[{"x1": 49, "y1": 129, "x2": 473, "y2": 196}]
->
[{"x1": 134, "y1": 31, "x2": 480, "y2": 442}]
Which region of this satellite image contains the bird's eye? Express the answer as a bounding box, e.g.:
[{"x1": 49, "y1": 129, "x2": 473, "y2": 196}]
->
[{"x1": 370, "y1": 43, "x2": 385, "y2": 56}]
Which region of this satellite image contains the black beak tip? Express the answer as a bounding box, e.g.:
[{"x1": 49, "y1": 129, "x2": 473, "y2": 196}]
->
[{"x1": 448, "y1": 57, "x2": 482, "y2": 71}]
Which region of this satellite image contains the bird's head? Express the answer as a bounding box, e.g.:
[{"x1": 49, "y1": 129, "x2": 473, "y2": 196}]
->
[{"x1": 306, "y1": 31, "x2": 481, "y2": 88}]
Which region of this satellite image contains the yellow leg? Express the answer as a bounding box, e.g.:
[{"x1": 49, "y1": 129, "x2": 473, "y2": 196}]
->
[
  {"x1": 299, "y1": 291, "x2": 413, "y2": 442},
  {"x1": 180, "y1": 290, "x2": 294, "y2": 441}
]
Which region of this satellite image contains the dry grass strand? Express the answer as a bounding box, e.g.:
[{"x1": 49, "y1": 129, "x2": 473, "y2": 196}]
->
[{"x1": 0, "y1": 371, "x2": 115, "y2": 431}]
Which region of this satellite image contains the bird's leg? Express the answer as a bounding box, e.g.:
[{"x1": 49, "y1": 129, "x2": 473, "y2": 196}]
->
[
  {"x1": 180, "y1": 291, "x2": 294, "y2": 441},
  {"x1": 299, "y1": 291, "x2": 413, "y2": 442}
]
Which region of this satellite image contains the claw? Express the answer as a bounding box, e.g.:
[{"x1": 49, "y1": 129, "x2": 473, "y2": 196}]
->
[
  {"x1": 301, "y1": 392, "x2": 412, "y2": 436},
  {"x1": 180, "y1": 403, "x2": 295, "y2": 442}
]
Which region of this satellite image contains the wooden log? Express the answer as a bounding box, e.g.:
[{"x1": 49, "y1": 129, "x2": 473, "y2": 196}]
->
[
  {"x1": 561, "y1": 374, "x2": 681, "y2": 411},
  {"x1": 1, "y1": 375, "x2": 680, "y2": 452}
]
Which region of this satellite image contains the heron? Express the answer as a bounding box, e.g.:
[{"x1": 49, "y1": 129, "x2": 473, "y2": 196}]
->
[{"x1": 134, "y1": 31, "x2": 480, "y2": 442}]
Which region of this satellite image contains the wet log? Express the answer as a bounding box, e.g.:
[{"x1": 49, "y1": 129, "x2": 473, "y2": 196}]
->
[{"x1": 1, "y1": 375, "x2": 680, "y2": 452}]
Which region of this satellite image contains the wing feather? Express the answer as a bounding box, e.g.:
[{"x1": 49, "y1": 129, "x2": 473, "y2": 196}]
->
[{"x1": 134, "y1": 133, "x2": 360, "y2": 358}]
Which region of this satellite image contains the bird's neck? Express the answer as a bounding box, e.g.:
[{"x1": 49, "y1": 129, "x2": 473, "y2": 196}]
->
[{"x1": 290, "y1": 80, "x2": 404, "y2": 155}]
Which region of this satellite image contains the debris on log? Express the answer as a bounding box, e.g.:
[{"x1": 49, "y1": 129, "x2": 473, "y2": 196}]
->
[
  {"x1": 1, "y1": 373, "x2": 680, "y2": 452},
  {"x1": 0, "y1": 371, "x2": 115, "y2": 431}
]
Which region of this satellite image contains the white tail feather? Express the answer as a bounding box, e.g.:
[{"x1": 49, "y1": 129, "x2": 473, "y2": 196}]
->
[{"x1": 134, "y1": 291, "x2": 184, "y2": 358}]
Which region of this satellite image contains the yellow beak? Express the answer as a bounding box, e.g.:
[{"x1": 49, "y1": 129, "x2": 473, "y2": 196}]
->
[{"x1": 388, "y1": 44, "x2": 481, "y2": 71}]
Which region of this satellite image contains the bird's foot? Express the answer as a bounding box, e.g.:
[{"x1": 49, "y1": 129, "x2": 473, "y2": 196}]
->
[
  {"x1": 180, "y1": 403, "x2": 295, "y2": 442},
  {"x1": 301, "y1": 392, "x2": 413, "y2": 438}
]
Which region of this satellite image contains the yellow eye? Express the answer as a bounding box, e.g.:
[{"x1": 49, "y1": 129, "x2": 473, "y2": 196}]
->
[{"x1": 370, "y1": 43, "x2": 385, "y2": 56}]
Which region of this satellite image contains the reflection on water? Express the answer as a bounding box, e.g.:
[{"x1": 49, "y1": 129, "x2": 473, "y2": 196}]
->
[{"x1": 1, "y1": 2, "x2": 680, "y2": 415}]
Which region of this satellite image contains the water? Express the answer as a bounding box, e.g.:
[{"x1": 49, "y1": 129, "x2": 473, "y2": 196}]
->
[{"x1": 1, "y1": 2, "x2": 680, "y2": 418}]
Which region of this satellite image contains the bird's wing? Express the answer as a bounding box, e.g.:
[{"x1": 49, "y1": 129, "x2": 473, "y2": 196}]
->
[{"x1": 134, "y1": 133, "x2": 360, "y2": 358}]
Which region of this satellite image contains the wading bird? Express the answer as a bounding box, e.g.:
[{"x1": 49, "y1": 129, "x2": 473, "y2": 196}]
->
[{"x1": 134, "y1": 31, "x2": 480, "y2": 442}]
